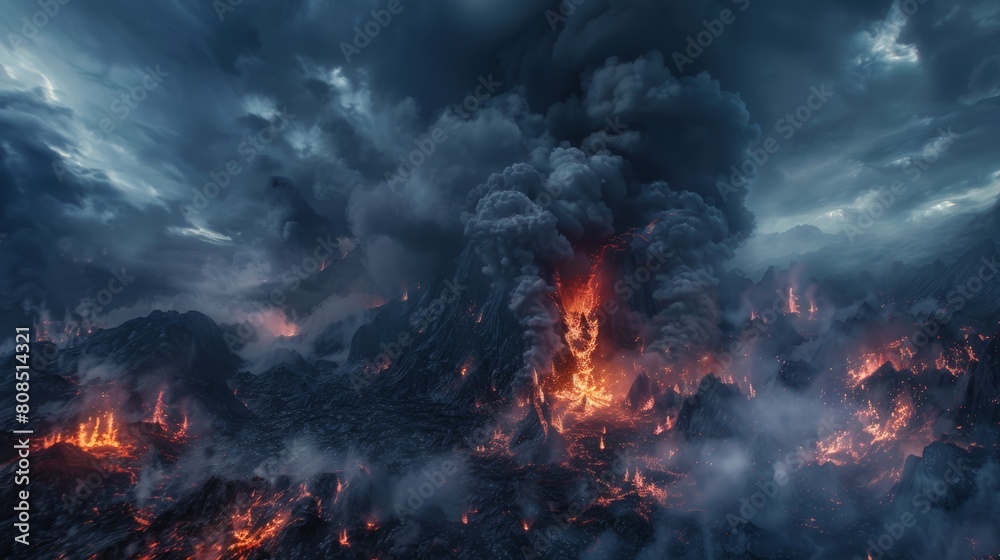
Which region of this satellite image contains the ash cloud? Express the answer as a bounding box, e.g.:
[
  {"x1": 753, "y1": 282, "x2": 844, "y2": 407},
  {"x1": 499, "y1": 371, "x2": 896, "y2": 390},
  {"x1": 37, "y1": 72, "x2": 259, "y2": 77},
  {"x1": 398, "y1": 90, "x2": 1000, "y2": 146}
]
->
[
  {"x1": 3, "y1": 1, "x2": 1000, "y2": 558},
  {"x1": 464, "y1": 187, "x2": 573, "y2": 380}
]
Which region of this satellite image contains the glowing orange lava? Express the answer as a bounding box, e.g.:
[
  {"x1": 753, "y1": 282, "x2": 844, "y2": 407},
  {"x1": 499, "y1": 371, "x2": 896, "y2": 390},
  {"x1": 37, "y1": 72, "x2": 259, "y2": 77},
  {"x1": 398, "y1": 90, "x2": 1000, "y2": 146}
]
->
[
  {"x1": 815, "y1": 430, "x2": 862, "y2": 466},
  {"x1": 229, "y1": 508, "x2": 293, "y2": 557},
  {"x1": 553, "y1": 262, "x2": 612, "y2": 414},
  {"x1": 848, "y1": 339, "x2": 912, "y2": 386},
  {"x1": 151, "y1": 391, "x2": 168, "y2": 425},
  {"x1": 43, "y1": 413, "x2": 130, "y2": 456},
  {"x1": 138, "y1": 485, "x2": 311, "y2": 560},
  {"x1": 787, "y1": 288, "x2": 800, "y2": 315},
  {"x1": 862, "y1": 395, "x2": 914, "y2": 445},
  {"x1": 653, "y1": 415, "x2": 675, "y2": 435}
]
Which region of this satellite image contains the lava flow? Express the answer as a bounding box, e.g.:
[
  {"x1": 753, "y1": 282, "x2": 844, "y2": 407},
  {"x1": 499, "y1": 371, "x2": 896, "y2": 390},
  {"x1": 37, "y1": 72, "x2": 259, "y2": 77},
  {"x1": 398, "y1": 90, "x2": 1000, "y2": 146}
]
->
[
  {"x1": 847, "y1": 338, "x2": 913, "y2": 386},
  {"x1": 41, "y1": 390, "x2": 192, "y2": 465},
  {"x1": 12, "y1": 243, "x2": 1000, "y2": 560},
  {"x1": 42, "y1": 412, "x2": 132, "y2": 458},
  {"x1": 137, "y1": 484, "x2": 311, "y2": 560},
  {"x1": 553, "y1": 261, "x2": 612, "y2": 415}
]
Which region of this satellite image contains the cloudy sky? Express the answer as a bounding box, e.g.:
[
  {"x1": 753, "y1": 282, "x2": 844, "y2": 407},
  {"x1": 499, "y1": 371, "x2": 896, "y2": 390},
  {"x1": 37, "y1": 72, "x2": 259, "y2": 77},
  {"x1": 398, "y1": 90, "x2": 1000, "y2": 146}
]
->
[{"x1": 2, "y1": 0, "x2": 998, "y2": 331}]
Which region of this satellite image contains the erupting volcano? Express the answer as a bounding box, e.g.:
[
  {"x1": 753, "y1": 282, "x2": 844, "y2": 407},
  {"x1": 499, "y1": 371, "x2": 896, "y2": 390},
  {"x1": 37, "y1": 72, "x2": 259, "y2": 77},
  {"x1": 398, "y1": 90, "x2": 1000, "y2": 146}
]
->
[
  {"x1": 552, "y1": 262, "x2": 612, "y2": 416},
  {"x1": 11, "y1": 242, "x2": 1000, "y2": 559},
  {"x1": 4, "y1": 2, "x2": 1000, "y2": 557}
]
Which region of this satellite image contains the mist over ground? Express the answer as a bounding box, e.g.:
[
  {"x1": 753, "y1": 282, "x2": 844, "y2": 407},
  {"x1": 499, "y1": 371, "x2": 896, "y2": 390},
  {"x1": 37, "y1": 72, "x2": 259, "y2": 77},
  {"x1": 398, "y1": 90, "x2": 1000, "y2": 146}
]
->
[{"x1": 1, "y1": 0, "x2": 999, "y2": 559}]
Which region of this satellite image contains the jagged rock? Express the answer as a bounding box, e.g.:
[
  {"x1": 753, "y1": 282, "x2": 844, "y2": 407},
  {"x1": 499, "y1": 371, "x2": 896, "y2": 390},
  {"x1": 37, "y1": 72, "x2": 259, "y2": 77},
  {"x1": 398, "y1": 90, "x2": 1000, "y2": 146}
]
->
[
  {"x1": 777, "y1": 360, "x2": 818, "y2": 390},
  {"x1": 893, "y1": 442, "x2": 986, "y2": 511},
  {"x1": 626, "y1": 371, "x2": 659, "y2": 410},
  {"x1": 676, "y1": 374, "x2": 743, "y2": 441},
  {"x1": 958, "y1": 337, "x2": 1000, "y2": 432}
]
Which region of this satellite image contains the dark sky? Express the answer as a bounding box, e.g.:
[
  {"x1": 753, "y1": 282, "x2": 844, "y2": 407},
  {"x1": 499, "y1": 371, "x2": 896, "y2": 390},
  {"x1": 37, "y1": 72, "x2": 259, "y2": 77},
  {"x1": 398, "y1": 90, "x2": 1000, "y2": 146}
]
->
[{"x1": 1, "y1": 0, "x2": 998, "y2": 331}]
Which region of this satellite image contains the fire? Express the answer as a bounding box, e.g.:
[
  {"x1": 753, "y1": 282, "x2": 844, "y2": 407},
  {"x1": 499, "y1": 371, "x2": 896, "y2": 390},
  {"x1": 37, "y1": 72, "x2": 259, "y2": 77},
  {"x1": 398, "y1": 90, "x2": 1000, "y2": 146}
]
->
[
  {"x1": 229, "y1": 508, "x2": 292, "y2": 557},
  {"x1": 134, "y1": 509, "x2": 154, "y2": 528},
  {"x1": 816, "y1": 430, "x2": 862, "y2": 466},
  {"x1": 137, "y1": 485, "x2": 312, "y2": 560},
  {"x1": 625, "y1": 468, "x2": 668, "y2": 504},
  {"x1": 819, "y1": 391, "x2": 934, "y2": 468},
  {"x1": 935, "y1": 345, "x2": 973, "y2": 376},
  {"x1": 963, "y1": 340, "x2": 977, "y2": 361},
  {"x1": 848, "y1": 353, "x2": 888, "y2": 387},
  {"x1": 553, "y1": 261, "x2": 612, "y2": 414},
  {"x1": 653, "y1": 415, "x2": 675, "y2": 435},
  {"x1": 148, "y1": 392, "x2": 192, "y2": 444},
  {"x1": 178, "y1": 413, "x2": 190, "y2": 439},
  {"x1": 239, "y1": 308, "x2": 299, "y2": 338},
  {"x1": 787, "y1": 288, "x2": 800, "y2": 315},
  {"x1": 151, "y1": 391, "x2": 167, "y2": 425},
  {"x1": 847, "y1": 339, "x2": 911, "y2": 386},
  {"x1": 43, "y1": 413, "x2": 129, "y2": 456},
  {"x1": 44, "y1": 393, "x2": 192, "y2": 463},
  {"x1": 863, "y1": 396, "x2": 914, "y2": 445},
  {"x1": 339, "y1": 528, "x2": 350, "y2": 547}
]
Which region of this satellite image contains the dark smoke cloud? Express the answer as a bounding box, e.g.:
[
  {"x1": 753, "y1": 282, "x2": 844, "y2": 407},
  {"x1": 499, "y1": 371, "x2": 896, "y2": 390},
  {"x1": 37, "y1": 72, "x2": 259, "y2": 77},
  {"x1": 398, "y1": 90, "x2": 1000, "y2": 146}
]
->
[
  {"x1": 464, "y1": 184, "x2": 573, "y2": 378},
  {"x1": 1, "y1": 0, "x2": 995, "y2": 360}
]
